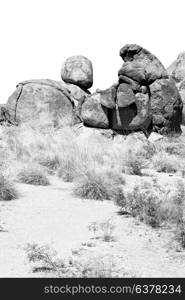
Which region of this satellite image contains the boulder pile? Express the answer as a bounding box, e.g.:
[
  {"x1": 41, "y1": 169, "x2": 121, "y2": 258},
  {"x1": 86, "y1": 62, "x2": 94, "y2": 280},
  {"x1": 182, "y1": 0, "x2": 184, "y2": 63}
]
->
[
  {"x1": 4, "y1": 45, "x2": 183, "y2": 135},
  {"x1": 81, "y1": 44, "x2": 182, "y2": 135}
]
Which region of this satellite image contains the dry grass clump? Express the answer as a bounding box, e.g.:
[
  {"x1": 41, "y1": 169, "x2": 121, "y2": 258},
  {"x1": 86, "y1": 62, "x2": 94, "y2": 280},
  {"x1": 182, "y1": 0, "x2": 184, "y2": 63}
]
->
[
  {"x1": 57, "y1": 158, "x2": 79, "y2": 182},
  {"x1": 151, "y1": 151, "x2": 181, "y2": 173},
  {"x1": 57, "y1": 136, "x2": 110, "y2": 182},
  {"x1": 16, "y1": 164, "x2": 50, "y2": 186},
  {"x1": 36, "y1": 153, "x2": 61, "y2": 174},
  {"x1": 74, "y1": 167, "x2": 125, "y2": 202},
  {"x1": 57, "y1": 143, "x2": 83, "y2": 182},
  {"x1": 0, "y1": 173, "x2": 18, "y2": 201}
]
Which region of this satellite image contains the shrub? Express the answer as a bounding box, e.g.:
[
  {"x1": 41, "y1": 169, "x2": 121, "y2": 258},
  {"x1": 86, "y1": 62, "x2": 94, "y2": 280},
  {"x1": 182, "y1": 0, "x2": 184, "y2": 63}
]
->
[
  {"x1": 155, "y1": 138, "x2": 185, "y2": 157},
  {"x1": 151, "y1": 151, "x2": 181, "y2": 173},
  {"x1": 175, "y1": 222, "x2": 185, "y2": 248},
  {"x1": 160, "y1": 180, "x2": 185, "y2": 225},
  {"x1": 17, "y1": 165, "x2": 50, "y2": 186},
  {"x1": 117, "y1": 179, "x2": 185, "y2": 231},
  {"x1": 120, "y1": 149, "x2": 148, "y2": 175},
  {"x1": 169, "y1": 180, "x2": 185, "y2": 248},
  {"x1": 0, "y1": 173, "x2": 18, "y2": 201},
  {"x1": 116, "y1": 179, "x2": 167, "y2": 227},
  {"x1": 124, "y1": 184, "x2": 163, "y2": 227},
  {"x1": 25, "y1": 243, "x2": 123, "y2": 277},
  {"x1": 74, "y1": 168, "x2": 125, "y2": 202}
]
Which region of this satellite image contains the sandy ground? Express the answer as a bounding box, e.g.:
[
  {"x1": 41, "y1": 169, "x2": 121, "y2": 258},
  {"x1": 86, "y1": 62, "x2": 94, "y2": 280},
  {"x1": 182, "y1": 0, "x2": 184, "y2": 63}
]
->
[{"x1": 1, "y1": 175, "x2": 185, "y2": 277}]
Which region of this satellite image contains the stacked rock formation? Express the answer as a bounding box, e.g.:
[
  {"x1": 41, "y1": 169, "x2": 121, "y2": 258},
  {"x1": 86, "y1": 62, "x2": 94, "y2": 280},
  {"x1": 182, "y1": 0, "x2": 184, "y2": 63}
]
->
[
  {"x1": 5, "y1": 46, "x2": 183, "y2": 135},
  {"x1": 6, "y1": 55, "x2": 92, "y2": 126},
  {"x1": 167, "y1": 52, "x2": 185, "y2": 124},
  {"x1": 81, "y1": 44, "x2": 182, "y2": 134}
]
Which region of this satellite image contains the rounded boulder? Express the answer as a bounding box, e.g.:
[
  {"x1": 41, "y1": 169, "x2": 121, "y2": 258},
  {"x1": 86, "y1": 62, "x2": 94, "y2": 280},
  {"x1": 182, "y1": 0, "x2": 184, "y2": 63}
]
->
[{"x1": 61, "y1": 55, "x2": 93, "y2": 90}]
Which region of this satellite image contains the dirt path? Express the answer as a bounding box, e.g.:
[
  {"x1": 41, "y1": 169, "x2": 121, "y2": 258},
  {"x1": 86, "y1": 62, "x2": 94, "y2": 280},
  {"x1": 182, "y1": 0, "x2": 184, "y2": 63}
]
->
[{"x1": 1, "y1": 176, "x2": 185, "y2": 277}]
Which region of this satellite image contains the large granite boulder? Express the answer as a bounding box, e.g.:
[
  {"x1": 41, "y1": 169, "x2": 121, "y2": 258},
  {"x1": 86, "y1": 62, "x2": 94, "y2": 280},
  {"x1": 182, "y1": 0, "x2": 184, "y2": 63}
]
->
[
  {"x1": 150, "y1": 78, "x2": 182, "y2": 134},
  {"x1": 81, "y1": 85, "x2": 151, "y2": 132},
  {"x1": 119, "y1": 44, "x2": 168, "y2": 85},
  {"x1": 168, "y1": 52, "x2": 185, "y2": 83},
  {"x1": 3, "y1": 46, "x2": 183, "y2": 136},
  {"x1": 61, "y1": 55, "x2": 93, "y2": 90},
  {"x1": 98, "y1": 85, "x2": 117, "y2": 109},
  {"x1": 167, "y1": 52, "x2": 185, "y2": 124},
  {"x1": 6, "y1": 79, "x2": 76, "y2": 125},
  {"x1": 81, "y1": 93, "x2": 109, "y2": 129},
  {"x1": 62, "y1": 82, "x2": 90, "y2": 102}
]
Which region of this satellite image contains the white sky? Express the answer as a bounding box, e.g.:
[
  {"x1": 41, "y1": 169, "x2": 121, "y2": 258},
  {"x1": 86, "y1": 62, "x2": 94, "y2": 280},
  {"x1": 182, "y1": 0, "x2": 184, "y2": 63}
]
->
[{"x1": 0, "y1": 0, "x2": 185, "y2": 103}]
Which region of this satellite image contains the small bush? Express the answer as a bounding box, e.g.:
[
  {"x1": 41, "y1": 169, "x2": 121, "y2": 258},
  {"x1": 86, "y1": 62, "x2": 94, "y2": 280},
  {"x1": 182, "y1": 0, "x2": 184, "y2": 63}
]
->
[
  {"x1": 155, "y1": 138, "x2": 185, "y2": 157},
  {"x1": 117, "y1": 179, "x2": 185, "y2": 231},
  {"x1": 25, "y1": 243, "x2": 120, "y2": 277},
  {"x1": 0, "y1": 173, "x2": 18, "y2": 201},
  {"x1": 152, "y1": 151, "x2": 181, "y2": 173},
  {"x1": 124, "y1": 184, "x2": 163, "y2": 227},
  {"x1": 17, "y1": 165, "x2": 50, "y2": 186},
  {"x1": 175, "y1": 222, "x2": 185, "y2": 248},
  {"x1": 170, "y1": 181, "x2": 185, "y2": 248},
  {"x1": 74, "y1": 168, "x2": 125, "y2": 202}
]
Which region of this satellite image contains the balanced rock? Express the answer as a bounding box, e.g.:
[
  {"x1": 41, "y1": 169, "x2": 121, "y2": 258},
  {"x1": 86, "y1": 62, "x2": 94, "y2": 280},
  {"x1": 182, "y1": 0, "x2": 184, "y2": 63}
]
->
[
  {"x1": 61, "y1": 55, "x2": 93, "y2": 90},
  {"x1": 6, "y1": 79, "x2": 76, "y2": 125}
]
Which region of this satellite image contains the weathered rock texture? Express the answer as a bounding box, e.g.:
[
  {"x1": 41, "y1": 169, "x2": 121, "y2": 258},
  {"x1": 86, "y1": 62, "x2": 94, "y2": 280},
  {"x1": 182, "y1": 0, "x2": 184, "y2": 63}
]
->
[
  {"x1": 0, "y1": 105, "x2": 16, "y2": 125},
  {"x1": 81, "y1": 44, "x2": 182, "y2": 135},
  {"x1": 6, "y1": 79, "x2": 77, "y2": 125},
  {"x1": 61, "y1": 55, "x2": 93, "y2": 90},
  {"x1": 167, "y1": 52, "x2": 185, "y2": 124}
]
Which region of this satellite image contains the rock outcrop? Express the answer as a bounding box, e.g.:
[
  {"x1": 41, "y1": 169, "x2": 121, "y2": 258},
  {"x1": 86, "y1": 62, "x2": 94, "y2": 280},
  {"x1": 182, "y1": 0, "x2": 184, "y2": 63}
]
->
[
  {"x1": 167, "y1": 52, "x2": 185, "y2": 124},
  {"x1": 6, "y1": 56, "x2": 93, "y2": 126},
  {"x1": 4, "y1": 46, "x2": 183, "y2": 135},
  {"x1": 81, "y1": 44, "x2": 182, "y2": 135}
]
